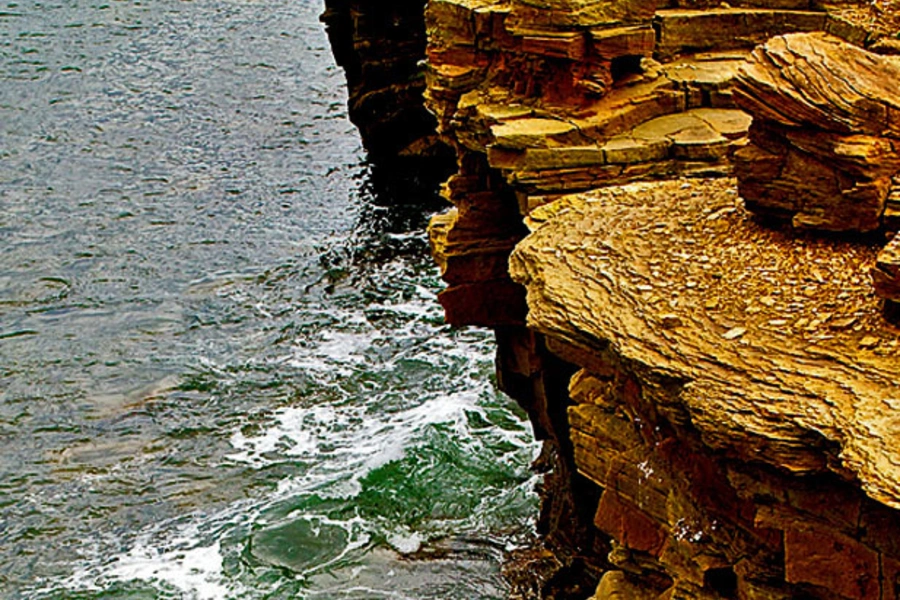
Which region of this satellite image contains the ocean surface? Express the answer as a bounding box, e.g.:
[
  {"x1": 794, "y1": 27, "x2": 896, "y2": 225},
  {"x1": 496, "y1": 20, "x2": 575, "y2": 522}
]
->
[{"x1": 0, "y1": 1, "x2": 538, "y2": 597}]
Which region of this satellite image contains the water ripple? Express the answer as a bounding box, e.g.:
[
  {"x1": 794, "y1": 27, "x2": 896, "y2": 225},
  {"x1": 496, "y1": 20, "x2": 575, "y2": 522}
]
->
[{"x1": 1, "y1": 0, "x2": 538, "y2": 598}]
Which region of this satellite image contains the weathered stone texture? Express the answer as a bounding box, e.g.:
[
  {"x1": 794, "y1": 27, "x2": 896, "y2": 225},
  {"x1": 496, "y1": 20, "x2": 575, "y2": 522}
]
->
[
  {"x1": 734, "y1": 32, "x2": 900, "y2": 232},
  {"x1": 512, "y1": 180, "x2": 898, "y2": 501},
  {"x1": 784, "y1": 527, "x2": 880, "y2": 599},
  {"x1": 509, "y1": 0, "x2": 658, "y2": 28},
  {"x1": 510, "y1": 179, "x2": 900, "y2": 599},
  {"x1": 428, "y1": 151, "x2": 529, "y2": 327},
  {"x1": 654, "y1": 8, "x2": 826, "y2": 59},
  {"x1": 321, "y1": 0, "x2": 452, "y2": 161},
  {"x1": 416, "y1": 0, "x2": 900, "y2": 597}
]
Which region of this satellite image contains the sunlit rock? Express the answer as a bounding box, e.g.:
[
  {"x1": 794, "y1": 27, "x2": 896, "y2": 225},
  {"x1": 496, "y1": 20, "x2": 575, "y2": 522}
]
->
[
  {"x1": 413, "y1": 0, "x2": 900, "y2": 595},
  {"x1": 734, "y1": 32, "x2": 900, "y2": 232}
]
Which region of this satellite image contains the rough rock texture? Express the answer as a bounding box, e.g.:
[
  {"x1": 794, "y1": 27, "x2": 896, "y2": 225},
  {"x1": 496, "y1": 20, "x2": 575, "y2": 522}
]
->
[
  {"x1": 874, "y1": 233, "x2": 900, "y2": 303},
  {"x1": 321, "y1": 0, "x2": 453, "y2": 163},
  {"x1": 411, "y1": 0, "x2": 900, "y2": 597},
  {"x1": 733, "y1": 32, "x2": 900, "y2": 233},
  {"x1": 424, "y1": 0, "x2": 769, "y2": 331},
  {"x1": 733, "y1": 32, "x2": 900, "y2": 309},
  {"x1": 513, "y1": 178, "x2": 899, "y2": 503},
  {"x1": 510, "y1": 179, "x2": 900, "y2": 599}
]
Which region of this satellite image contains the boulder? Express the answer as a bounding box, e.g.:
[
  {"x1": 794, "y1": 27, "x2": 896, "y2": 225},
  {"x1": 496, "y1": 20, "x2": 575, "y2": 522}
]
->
[{"x1": 734, "y1": 32, "x2": 900, "y2": 232}]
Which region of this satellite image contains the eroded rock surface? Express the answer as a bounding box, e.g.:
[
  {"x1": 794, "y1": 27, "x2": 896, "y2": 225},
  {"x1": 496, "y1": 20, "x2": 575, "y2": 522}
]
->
[
  {"x1": 322, "y1": 0, "x2": 452, "y2": 162},
  {"x1": 511, "y1": 178, "x2": 900, "y2": 598},
  {"x1": 733, "y1": 32, "x2": 900, "y2": 232},
  {"x1": 513, "y1": 179, "x2": 897, "y2": 501},
  {"x1": 410, "y1": 0, "x2": 900, "y2": 596}
]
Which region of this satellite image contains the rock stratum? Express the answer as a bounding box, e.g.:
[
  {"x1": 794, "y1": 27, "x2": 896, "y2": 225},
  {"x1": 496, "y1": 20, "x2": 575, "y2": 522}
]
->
[
  {"x1": 322, "y1": 0, "x2": 453, "y2": 164},
  {"x1": 326, "y1": 0, "x2": 900, "y2": 597}
]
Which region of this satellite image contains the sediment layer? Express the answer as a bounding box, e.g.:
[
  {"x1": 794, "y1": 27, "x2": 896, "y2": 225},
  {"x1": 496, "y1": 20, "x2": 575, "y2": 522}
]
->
[
  {"x1": 414, "y1": 0, "x2": 900, "y2": 597},
  {"x1": 321, "y1": 0, "x2": 452, "y2": 162},
  {"x1": 324, "y1": 0, "x2": 900, "y2": 596},
  {"x1": 513, "y1": 178, "x2": 900, "y2": 597}
]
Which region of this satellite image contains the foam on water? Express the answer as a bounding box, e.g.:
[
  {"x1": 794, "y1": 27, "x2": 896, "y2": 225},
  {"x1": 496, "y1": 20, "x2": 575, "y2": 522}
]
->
[
  {"x1": 1, "y1": 0, "x2": 539, "y2": 596},
  {"x1": 51, "y1": 257, "x2": 537, "y2": 599},
  {"x1": 104, "y1": 541, "x2": 231, "y2": 600}
]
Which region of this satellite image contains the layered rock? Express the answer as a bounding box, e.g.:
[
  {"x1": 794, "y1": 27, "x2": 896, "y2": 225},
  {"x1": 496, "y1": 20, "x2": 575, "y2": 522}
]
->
[
  {"x1": 321, "y1": 0, "x2": 452, "y2": 163},
  {"x1": 511, "y1": 180, "x2": 900, "y2": 598},
  {"x1": 733, "y1": 32, "x2": 900, "y2": 233},
  {"x1": 411, "y1": 0, "x2": 900, "y2": 597},
  {"x1": 424, "y1": 0, "x2": 775, "y2": 330},
  {"x1": 732, "y1": 32, "x2": 900, "y2": 312}
]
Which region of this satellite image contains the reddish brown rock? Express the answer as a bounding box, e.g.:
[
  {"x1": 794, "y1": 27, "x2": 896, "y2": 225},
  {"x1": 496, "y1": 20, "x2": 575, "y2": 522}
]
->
[
  {"x1": 784, "y1": 527, "x2": 880, "y2": 600},
  {"x1": 884, "y1": 556, "x2": 900, "y2": 600},
  {"x1": 594, "y1": 491, "x2": 667, "y2": 557},
  {"x1": 436, "y1": 279, "x2": 527, "y2": 326},
  {"x1": 734, "y1": 122, "x2": 900, "y2": 231}
]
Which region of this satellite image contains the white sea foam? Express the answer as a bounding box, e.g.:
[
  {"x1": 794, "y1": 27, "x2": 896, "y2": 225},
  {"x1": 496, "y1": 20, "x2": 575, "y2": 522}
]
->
[
  {"x1": 386, "y1": 530, "x2": 423, "y2": 554},
  {"x1": 59, "y1": 259, "x2": 535, "y2": 599},
  {"x1": 228, "y1": 384, "x2": 487, "y2": 503},
  {"x1": 106, "y1": 540, "x2": 230, "y2": 600}
]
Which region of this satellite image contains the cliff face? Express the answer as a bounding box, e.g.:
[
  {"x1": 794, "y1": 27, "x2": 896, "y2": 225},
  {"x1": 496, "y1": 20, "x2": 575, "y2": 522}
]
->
[
  {"x1": 321, "y1": 0, "x2": 900, "y2": 596},
  {"x1": 419, "y1": 0, "x2": 900, "y2": 598},
  {"x1": 321, "y1": 0, "x2": 453, "y2": 165}
]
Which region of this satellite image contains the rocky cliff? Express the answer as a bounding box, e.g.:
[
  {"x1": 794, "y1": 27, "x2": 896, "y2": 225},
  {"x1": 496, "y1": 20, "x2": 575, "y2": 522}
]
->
[
  {"x1": 321, "y1": 0, "x2": 453, "y2": 165},
  {"x1": 324, "y1": 0, "x2": 900, "y2": 597},
  {"x1": 420, "y1": 0, "x2": 900, "y2": 598}
]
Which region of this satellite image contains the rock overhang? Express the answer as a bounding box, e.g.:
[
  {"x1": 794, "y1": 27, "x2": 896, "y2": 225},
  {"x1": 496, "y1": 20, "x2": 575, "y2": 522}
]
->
[{"x1": 510, "y1": 177, "x2": 900, "y2": 508}]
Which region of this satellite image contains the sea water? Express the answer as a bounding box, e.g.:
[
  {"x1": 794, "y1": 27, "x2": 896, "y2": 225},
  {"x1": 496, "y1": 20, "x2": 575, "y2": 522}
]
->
[{"x1": 0, "y1": 1, "x2": 538, "y2": 597}]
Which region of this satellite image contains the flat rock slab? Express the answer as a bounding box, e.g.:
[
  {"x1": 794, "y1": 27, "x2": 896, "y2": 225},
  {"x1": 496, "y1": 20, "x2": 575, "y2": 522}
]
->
[
  {"x1": 510, "y1": 177, "x2": 900, "y2": 509},
  {"x1": 600, "y1": 108, "x2": 749, "y2": 164},
  {"x1": 491, "y1": 117, "x2": 585, "y2": 149},
  {"x1": 655, "y1": 8, "x2": 827, "y2": 58},
  {"x1": 509, "y1": 0, "x2": 657, "y2": 27},
  {"x1": 488, "y1": 108, "x2": 749, "y2": 169},
  {"x1": 663, "y1": 56, "x2": 745, "y2": 89}
]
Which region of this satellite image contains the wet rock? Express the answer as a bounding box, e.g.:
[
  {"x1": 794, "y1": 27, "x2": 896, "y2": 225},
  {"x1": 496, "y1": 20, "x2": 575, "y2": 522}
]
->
[{"x1": 321, "y1": 0, "x2": 451, "y2": 162}]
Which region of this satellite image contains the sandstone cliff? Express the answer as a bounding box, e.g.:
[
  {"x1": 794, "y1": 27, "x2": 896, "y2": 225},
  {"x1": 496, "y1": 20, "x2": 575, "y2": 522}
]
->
[
  {"x1": 418, "y1": 0, "x2": 900, "y2": 598},
  {"x1": 322, "y1": 0, "x2": 900, "y2": 596}
]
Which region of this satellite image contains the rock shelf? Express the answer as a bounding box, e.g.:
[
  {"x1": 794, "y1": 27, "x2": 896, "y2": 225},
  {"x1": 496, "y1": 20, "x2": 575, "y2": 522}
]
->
[{"x1": 512, "y1": 178, "x2": 899, "y2": 502}]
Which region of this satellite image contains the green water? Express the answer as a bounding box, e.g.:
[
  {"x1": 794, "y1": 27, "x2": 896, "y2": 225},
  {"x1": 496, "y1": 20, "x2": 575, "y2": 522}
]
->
[{"x1": 0, "y1": 0, "x2": 538, "y2": 597}]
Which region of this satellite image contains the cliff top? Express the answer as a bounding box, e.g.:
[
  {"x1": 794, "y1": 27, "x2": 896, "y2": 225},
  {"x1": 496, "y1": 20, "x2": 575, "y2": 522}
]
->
[{"x1": 511, "y1": 178, "x2": 900, "y2": 508}]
